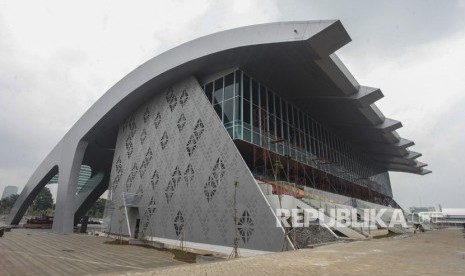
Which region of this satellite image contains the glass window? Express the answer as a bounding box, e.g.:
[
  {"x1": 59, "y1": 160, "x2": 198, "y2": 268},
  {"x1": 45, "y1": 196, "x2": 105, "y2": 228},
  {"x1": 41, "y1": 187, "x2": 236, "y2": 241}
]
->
[
  {"x1": 283, "y1": 122, "x2": 289, "y2": 139},
  {"x1": 304, "y1": 115, "x2": 309, "y2": 136},
  {"x1": 214, "y1": 104, "x2": 222, "y2": 121},
  {"x1": 243, "y1": 127, "x2": 251, "y2": 142},
  {"x1": 289, "y1": 126, "x2": 295, "y2": 146},
  {"x1": 290, "y1": 146, "x2": 296, "y2": 159},
  {"x1": 267, "y1": 90, "x2": 274, "y2": 114},
  {"x1": 233, "y1": 125, "x2": 242, "y2": 139},
  {"x1": 310, "y1": 118, "x2": 316, "y2": 138},
  {"x1": 260, "y1": 85, "x2": 267, "y2": 109},
  {"x1": 281, "y1": 100, "x2": 287, "y2": 121},
  {"x1": 243, "y1": 99, "x2": 251, "y2": 125},
  {"x1": 201, "y1": 70, "x2": 374, "y2": 176},
  {"x1": 214, "y1": 78, "x2": 223, "y2": 105},
  {"x1": 223, "y1": 98, "x2": 234, "y2": 125},
  {"x1": 234, "y1": 71, "x2": 242, "y2": 97},
  {"x1": 234, "y1": 97, "x2": 241, "y2": 123},
  {"x1": 318, "y1": 124, "x2": 324, "y2": 144},
  {"x1": 316, "y1": 139, "x2": 321, "y2": 156},
  {"x1": 294, "y1": 108, "x2": 299, "y2": 129},
  {"x1": 243, "y1": 74, "x2": 250, "y2": 101},
  {"x1": 269, "y1": 139, "x2": 276, "y2": 152},
  {"x1": 205, "y1": 82, "x2": 213, "y2": 103},
  {"x1": 276, "y1": 118, "x2": 282, "y2": 138},
  {"x1": 275, "y1": 95, "x2": 281, "y2": 119},
  {"x1": 306, "y1": 119, "x2": 312, "y2": 150},
  {"x1": 252, "y1": 105, "x2": 260, "y2": 129},
  {"x1": 299, "y1": 112, "x2": 304, "y2": 132},
  {"x1": 295, "y1": 131, "x2": 299, "y2": 149},
  {"x1": 224, "y1": 73, "x2": 234, "y2": 101},
  {"x1": 252, "y1": 80, "x2": 259, "y2": 106},
  {"x1": 311, "y1": 137, "x2": 317, "y2": 155},
  {"x1": 295, "y1": 130, "x2": 300, "y2": 147},
  {"x1": 288, "y1": 104, "x2": 293, "y2": 126},
  {"x1": 305, "y1": 133, "x2": 310, "y2": 153},
  {"x1": 268, "y1": 115, "x2": 276, "y2": 137},
  {"x1": 253, "y1": 131, "x2": 261, "y2": 146},
  {"x1": 277, "y1": 144, "x2": 284, "y2": 156}
]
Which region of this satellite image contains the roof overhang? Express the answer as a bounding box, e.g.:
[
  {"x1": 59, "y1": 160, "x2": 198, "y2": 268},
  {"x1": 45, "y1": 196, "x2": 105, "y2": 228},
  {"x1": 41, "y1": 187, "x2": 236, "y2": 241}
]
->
[{"x1": 66, "y1": 20, "x2": 427, "y2": 175}]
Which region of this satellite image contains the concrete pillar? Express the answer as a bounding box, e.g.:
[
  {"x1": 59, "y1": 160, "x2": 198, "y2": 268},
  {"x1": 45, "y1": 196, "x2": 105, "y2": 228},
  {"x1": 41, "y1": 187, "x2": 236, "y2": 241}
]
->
[
  {"x1": 52, "y1": 140, "x2": 88, "y2": 234},
  {"x1": 6, "y1": 143, "x2": 62, "y2": 226}
]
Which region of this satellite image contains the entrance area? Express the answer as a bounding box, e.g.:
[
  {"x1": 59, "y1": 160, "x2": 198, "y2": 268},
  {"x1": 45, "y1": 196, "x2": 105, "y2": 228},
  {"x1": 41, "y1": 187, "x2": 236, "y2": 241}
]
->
[{"x1": 127, "y1": 207, "x2": 140, "y2": 238}]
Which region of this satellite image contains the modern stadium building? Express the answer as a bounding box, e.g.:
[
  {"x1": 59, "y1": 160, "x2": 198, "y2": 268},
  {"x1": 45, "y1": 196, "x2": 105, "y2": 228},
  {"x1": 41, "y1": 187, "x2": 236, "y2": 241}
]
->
[{"x1": 7, "y1": 21, "x2": 429, "y2": 252}]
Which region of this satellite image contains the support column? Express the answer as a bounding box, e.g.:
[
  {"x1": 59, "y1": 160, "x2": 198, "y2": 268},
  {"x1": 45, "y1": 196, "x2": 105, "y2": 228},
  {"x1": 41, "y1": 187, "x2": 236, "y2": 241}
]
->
[
  {"x1": 53, "y1": 140, "x2": 88, "y2": 234},
  {"x1": 74, "y1": 172, "x2": 109, "y2": 224},
  {"x1": 6, "y1": 165, "x2": 59, "y2": 225}
]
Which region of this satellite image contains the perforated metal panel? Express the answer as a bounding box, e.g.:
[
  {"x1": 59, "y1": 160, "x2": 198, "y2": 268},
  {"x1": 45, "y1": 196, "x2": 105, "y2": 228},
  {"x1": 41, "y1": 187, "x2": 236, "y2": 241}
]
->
[{"x1": 104, "y1": 76, "x2": 287, "y2": 252}]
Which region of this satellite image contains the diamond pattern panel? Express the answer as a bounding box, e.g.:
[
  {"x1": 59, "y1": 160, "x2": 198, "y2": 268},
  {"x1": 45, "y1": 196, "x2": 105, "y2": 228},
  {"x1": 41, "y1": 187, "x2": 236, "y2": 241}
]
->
[
  {"x1": 180, "y1": 89, "x2": 189, "y2": 107},
  {"x1": 105, "y1": 76, "x2": 286, "y2": 252},
  {"x1": 174, "y1": 210, "x2": 184, "y2": 237},
  {"x1": 238, "y1": 210, "x2": 254, "y2": 244},
  {"x1": 177, "y1": 113, "x2": 186, "y2": 132}
]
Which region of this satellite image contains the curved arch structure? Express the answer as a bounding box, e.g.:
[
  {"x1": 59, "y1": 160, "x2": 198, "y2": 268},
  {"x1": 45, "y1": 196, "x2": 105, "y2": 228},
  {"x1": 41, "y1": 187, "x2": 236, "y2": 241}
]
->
[{"x1": 7, "y1": 21, "x2": 429, "y2": 245}]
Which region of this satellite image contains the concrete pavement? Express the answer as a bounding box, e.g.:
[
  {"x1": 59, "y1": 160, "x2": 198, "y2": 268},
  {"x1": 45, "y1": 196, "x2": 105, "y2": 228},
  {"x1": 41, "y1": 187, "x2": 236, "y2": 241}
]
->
[
  {"x1": 104, "y1": 228, "x2": 465, "y2": 276},
  {"x1": 0, "y1": 229, "x2": 182, "y2": 276},
  {"x1": 1, "y1": 228, "x2": 464, "y2": 275}
]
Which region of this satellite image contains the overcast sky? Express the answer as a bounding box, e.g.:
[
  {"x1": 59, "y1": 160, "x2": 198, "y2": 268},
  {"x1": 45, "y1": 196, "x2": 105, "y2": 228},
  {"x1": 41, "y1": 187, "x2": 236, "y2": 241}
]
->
[{"x1": 1, "y1": 0, "x2": 464, "y2": 209}]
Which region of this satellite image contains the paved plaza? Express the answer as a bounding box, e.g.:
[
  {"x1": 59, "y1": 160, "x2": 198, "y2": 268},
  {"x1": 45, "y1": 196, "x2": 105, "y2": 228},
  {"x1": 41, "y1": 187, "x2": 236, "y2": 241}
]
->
[
  {"x1": 1, "y1": 228, "x2": 465, "y2": 275},
  {"x1": 0, "y1": 229, "x2": 183, "y2": 275},
  {"x1": 109, "y1": 228, "x2": 465, "y2": 276}
]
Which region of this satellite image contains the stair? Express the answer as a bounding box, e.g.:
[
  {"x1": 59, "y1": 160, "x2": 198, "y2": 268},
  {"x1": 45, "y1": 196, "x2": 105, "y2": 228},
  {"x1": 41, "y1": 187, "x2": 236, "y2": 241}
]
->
[{"x1": 257, "y1": 179, "x2": 406, "y2": 239}]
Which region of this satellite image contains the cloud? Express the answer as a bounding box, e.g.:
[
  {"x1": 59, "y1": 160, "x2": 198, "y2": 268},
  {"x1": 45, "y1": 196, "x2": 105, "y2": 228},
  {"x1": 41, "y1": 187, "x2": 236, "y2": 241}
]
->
[
  {"x1": 349, "y1": 30, "x2": 465, "y2": 208},
  {"x1": 0, "y1": 0, "x2": 280, "y2": 196},
  {"x1": 276, "y1": 1, "x2": 465, "y2": 208},
  {"x1": 282, "y1": 0, "x2": 465, "y2": 55},
  {"x1": 0, "y1": 0, "x2": 463, "y2": 209}
]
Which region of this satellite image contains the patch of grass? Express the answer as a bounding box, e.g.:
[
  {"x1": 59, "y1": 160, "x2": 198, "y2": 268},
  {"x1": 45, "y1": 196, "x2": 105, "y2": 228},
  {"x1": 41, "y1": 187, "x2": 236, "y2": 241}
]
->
[
  {"x1": 167, "y1": 248, "x2": 198, "y2": 263},
  {"x1": 372, "y1": 231, "x2": 403, "y2": 239},
  {"x1": 133, "y1": 243, "x2": 159, "y2": 249},
  {"x1": 103, "y1": 239, "x2": 199, "y2": 263},
  {"x1": 104, "y1": 239, "x2": 129, "y2": 245}
]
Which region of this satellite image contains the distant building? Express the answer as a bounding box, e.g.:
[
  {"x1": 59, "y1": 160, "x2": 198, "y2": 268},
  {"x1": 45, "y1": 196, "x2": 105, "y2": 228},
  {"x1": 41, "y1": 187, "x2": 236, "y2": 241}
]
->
[
  {"x1": 432, "y1": 208, "x2": 465, "y2": 227},
  {"x1": 408, "y1": 207, "x2": 465, "y2": 228},
  {"x1": 407, "y1": 206, "x2": 437, "y2": 223},
  {"x1": 1, "y1": 186, "x2": 18, "y2": 199},
  {"x1": 409, "y1": 206, "x2": 436, "y2": 214}
]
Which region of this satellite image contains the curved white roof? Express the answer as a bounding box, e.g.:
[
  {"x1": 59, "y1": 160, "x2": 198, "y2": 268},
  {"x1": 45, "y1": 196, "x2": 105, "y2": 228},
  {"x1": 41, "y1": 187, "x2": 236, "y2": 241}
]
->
[{"x1": 70, "y1": 20, "x2": 428, "y2": 175}]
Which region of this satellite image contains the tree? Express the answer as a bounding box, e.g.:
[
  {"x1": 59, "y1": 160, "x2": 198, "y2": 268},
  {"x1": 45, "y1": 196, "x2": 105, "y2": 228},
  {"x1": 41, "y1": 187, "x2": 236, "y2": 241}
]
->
[
  {"x1": 32, "y1": 187, "x2": 54, "y2": 214},
  {"x1": 0, "y1": 194, "x2": 19, "y2": 214},
  {"x1": 87, "y1": 198, "x2": 106, "y2": 218}
]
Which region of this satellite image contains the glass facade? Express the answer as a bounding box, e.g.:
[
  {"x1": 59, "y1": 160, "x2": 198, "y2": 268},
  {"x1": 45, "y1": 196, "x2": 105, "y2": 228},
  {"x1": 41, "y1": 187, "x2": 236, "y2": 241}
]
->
[{"x1": 203, "y1": 70, "x2": 392, "y2": 198}]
